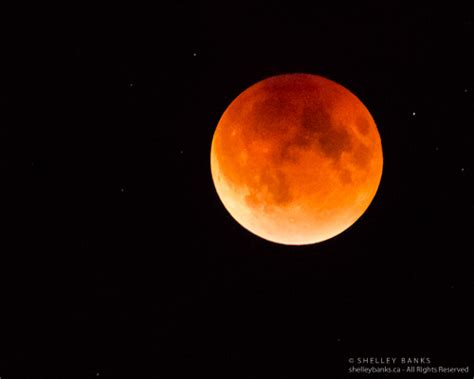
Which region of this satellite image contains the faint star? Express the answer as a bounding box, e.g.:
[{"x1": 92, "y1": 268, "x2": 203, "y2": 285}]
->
[
  {"x1": 120, "y1": 188, "x2": 125, "y2": 192},
  {"x1": 435, "y1": 146, "x2": 439, "y2": 151},
  {"x1": 464, "y1": 89, "x2": 468, "y2": 93},
  {"x1": 180, "y1": 150, "x2": 184, "y2": 154},
  {"x1": 461, "y1": 168, "x2": 465, "y2": 172},
  {"x1": 193, "y1": 52, "x2": 197, "y2": 57},
  {"x1": 129, "y1": 82, "x2": 134, "y2": 87}
]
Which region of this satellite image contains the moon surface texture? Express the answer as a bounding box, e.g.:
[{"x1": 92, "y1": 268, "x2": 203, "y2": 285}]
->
[{"x1": 210, "y1": 74, "x2": 383, "y2": 245}]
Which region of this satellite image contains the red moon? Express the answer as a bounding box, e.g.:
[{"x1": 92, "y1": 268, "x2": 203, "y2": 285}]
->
[{"x1": 210, "y1": 73, "x2": 383, "y2": 245}]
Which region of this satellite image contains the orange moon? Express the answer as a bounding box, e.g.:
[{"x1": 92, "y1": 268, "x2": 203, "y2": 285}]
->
[{"x1": 210, "y1": 73, "x2": 383, "y2": 245}]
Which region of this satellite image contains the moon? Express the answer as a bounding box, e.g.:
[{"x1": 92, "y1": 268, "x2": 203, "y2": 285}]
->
[{"x1": 210, "y1": 73, "x2": 383, "y2": 245}]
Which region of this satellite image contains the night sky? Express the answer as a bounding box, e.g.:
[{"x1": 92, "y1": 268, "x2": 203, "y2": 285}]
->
[{"x1": 2, "y1": 2, "x2": 473, "y2": 378}]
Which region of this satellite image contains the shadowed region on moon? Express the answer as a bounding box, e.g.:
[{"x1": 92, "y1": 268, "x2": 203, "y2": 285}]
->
[
  {"x1": 211, "y1": 73, "x2": 383, "y2": 245},
  {"x1": 300, "y1": 107, "x2": 352, "y2": 162}
]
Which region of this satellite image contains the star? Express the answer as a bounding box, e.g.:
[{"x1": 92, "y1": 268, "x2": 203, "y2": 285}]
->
[
  {"x1": 120, "y1": 188, "x2": 125, "y2": 192},
  {"x1": 412, "y1": 112, "x2": 416, "y2": 116},
  {"x1": 464, "y1": 88, "x2": 468, "y2": 93},
  {"x1": 461, "y1": 167, "x2": 465, "y2": 172},
  {"x1": 180, "y1": 150, "x2": 184, "y2": 154},
  {"x1": 193, "y1": 52, "x2": 197, "y2": 57},
  {"x1": 129, "y1": 82, "x2": 134, "y2": 87},
  {"x1": 435, "y1": 146, "x2": 439, "y2": 151}
]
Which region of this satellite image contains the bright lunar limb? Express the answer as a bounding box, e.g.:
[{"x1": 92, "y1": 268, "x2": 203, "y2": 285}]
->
[{"x1": 210, "y1": 73, "x2": 383, "y2": 245}]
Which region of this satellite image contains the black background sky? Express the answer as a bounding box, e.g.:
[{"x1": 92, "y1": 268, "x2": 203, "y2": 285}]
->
[{"x1": 2, "y1": 2, "x2": 473, "y2": 378}]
